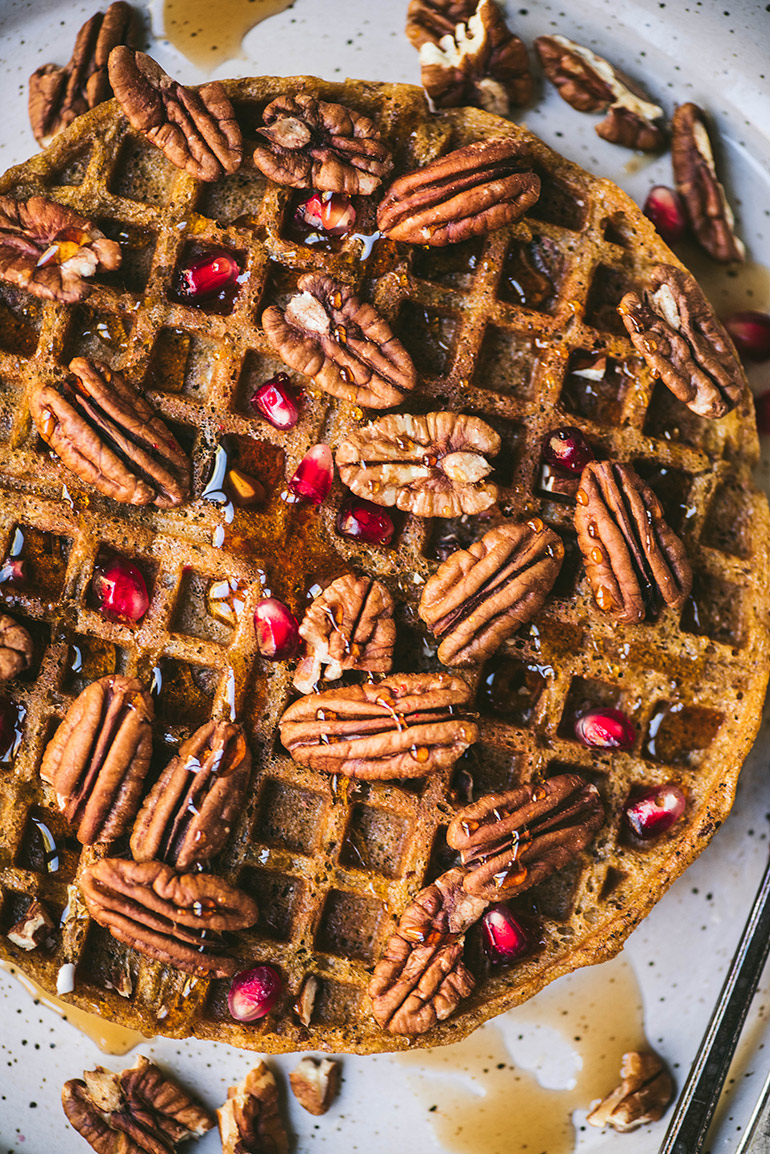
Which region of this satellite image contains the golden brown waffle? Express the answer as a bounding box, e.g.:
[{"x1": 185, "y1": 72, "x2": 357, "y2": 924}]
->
[{"x1": 0, "y1": 75, "x2": 768, "y2": 1055}]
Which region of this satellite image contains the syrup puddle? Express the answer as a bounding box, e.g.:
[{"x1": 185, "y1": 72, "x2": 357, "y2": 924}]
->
[{"x1": 162, "y1": 0, "x2": 295, "y2": 69}]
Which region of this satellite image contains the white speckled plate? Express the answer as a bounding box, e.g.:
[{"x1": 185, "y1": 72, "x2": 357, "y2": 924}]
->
[{"x1": 1, "y1": 3, "x2": 770, "y2": 1152}]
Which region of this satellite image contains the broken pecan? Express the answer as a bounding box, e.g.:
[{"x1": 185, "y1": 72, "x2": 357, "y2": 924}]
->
[
  {"x1": 289, "y1": 1058, "x2": 341, "y2": 1117},
  {"x1": 293, "y1": 573, "x2": 395, "y2": 694},
  {"x1": 369, "y1": 868, "x2": 485, "y2": 1035},
  {"x1": 0, "y1": 613, "x2": 33, "y2": 681},
  {"x1": 40, "y1": 674, "x2": 154, "y2": 845},
  {"x1": 406, "y1": 0, "x2": 477, "y2": 48},
  {"x1": 130, "y1": 720, "x2": 251, "y2": 870},
  {"x1": 293, "y1": 974, "x2": 319, "y2": 1027},
  {"x1": 217, "y1": 1063, "x2": 289, "y2": 1154},
  {"x1": 587, "y1": 1050, "x2": 674, "y2": 1133},
  {"x1": 618, "y1": 265, "x2": 744, "y2": 419},
  {"x1": 0, "y1": 196, "x2": 120, "y2": 303},
  {"x1": 446, "y1": 774, "x2": 604, "y2": 900},
  {"x1": 336, "y1": 411, "x2": 500, "y2": 517},
  {"x1": 80, "y1": 857, "x2": 258, "y2": 977},
  {"x1": 279, "y1": 671, "x2": 477, "y2": 780},
  {"x1": 7, "y1": 898, "x2": 56, "y2": 951},
  {"x1": 262, "y1": 274, "x2": 416, "y2": 408},
  {"x1": 62, "y1": 1055, "x2": 215, "y2": 1154},
  {"x1": 419, "y1": 520, "x2": 563, "y2": 666},
  {"x1": 253, "y1": 93, "x2": 392, "y2": 195},
  {"x1": 535, "y1": 35, "x2": 666, "y2": 151},
  {"x1": 30, "y1": 357, "x2": 191, "y2": 507},
  {"x1": 108, "y1": 47, "x2": 242, "y2": 182},
  {"x1": 29, "y1": 3, "x2": 138, "y2": 148},
  {"x1": 672, "y1": 103, "x2": 745, "y2": 263},
  {"x1": 574, "y1": 460, "x2": 692, "y2": 624},
  {"x1": 377, "y1": 138, "x2": 540, "y2": 246}
]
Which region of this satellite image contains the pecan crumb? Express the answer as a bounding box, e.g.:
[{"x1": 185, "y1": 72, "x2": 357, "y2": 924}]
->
[
  {"x1": 587, "y1": 1050, "x2": 674, "y2": 1132},
  {"x1": 0, "y1": 613, "x2": 33, "y2": 681},
  {"x1": 672, "y1": 103, "x2": 745, "y2": 263},
  {"x1": 293, "y1": 974, "x2": 319, "y2": 1027},
  {"x1": 7, "y1": 899, "x2": 56, "y2": 951},
  {"x1": 289, "y1": 1057, "x2": 341, "y2": 1116},
  {"x1": 217, "y1": 1063, "x2": 289, "y2": 1154}
]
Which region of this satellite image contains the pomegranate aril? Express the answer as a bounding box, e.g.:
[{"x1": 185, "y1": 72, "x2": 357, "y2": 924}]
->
[
  {"x1": 643, "y1": 186, "x2": 688, "y2": 244},
  {"x1": 754, "y1": 390, "x2": 770, "y2": 434},
  {"x1": 723, "y1": 311, "x2": 770, "y2": 363},
  {"x1": 295, "y1": 191, "x2": 357, "y2": 237},
  {"x1": 482, "y1": 904, "x2": 530, "y2": 964},
  {"x1": 288, "y1": 444, "x2": 333, "y2": 505},
  {"x1": 177, "y1": 249, "x2": 239, "y2": 300},
  {"x1": 0, "y1": 557, "x2": 27, "y2": 585},
  {"x1": 624, "y1": 782, "x2": 685, "y2": 840},
  {"x1": 251, "y1": 373, "x2": 299, "y2": 430},
  {"x1": 336, "y1": 496, "x2": 395, "y2": 546},
  {"x1": 254, "y1": 597, "x2": 300, "y2": 660},
  {"x1": 542, "y1": 427, "x2": 594, "y2": 475},
  {"x1": 575, "y1": 707, "x2": 635, "y2": 750},
  {"x1": 228, "y1": 964, "x2": 283, "y2": 1022},
  {"x1": 92, "y1": 557, "x2": 150, "y2": 624},
  {"x1": 0, "y1": 696, "x2": 17, "y2": 758}
]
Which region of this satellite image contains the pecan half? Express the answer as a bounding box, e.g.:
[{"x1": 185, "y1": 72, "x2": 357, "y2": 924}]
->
[
  {"x1": 369, "y1": 868, "x2": 486, "y2": 1035},
  {"x1": 406, "y1": 0, "x2": 477, "y2": 48},
  {"x1": 30, "y1": 357, "x2": 191, "y2": 507},
  {"x1": 587, "y1": 1050, "x2": 674, "y2": 1133},
  {"x1": 535, "y1": 35, "x2": 666, "y2": 151},
  {"x1": 108, "y1": 47, "x2": 242, "y2": 182},
  {"x1": 293, "y1": 574, "x2": 395, "y2": 694},
  {"x1": 279, "y1": 671, "x2": 477, "y2": 780},
  {"x1": 80, "y1": 857, "x2": 258, "y2": 977},
  {"x1": 7, "y1": 898, "x2": 56, "y2": 951},
  {"x1": 447, "y1": 774, "x2": 604, "y2": 900},
  {"x1": 130, "y1": 720, "x2": 251, "y2": 870},
  {"x1": 377, "y1": 138, "x2": 540, "y2": 246},
  {"x1": 0, "y1": 196, "x2": 120, "y2": 303},
  {"x1": 336, "y1": 412, "x2": 500, "y2": 517},
  {"x1": 574, "y1": 460, "x2": 692, "y2": 624},
  {"x1": 62, "y1": 1055, "x2": 215, "y2": 1154},
  {"x1": 217, "y1": 1063, "x2": 289, "y2": 1154},
  {"x1": 253, "y1": 93, "x2": 392, "y2": 195},
  {"x1": 671, "y1": 103, "x2": 745, "y2": 263},
  {"x1": 29, "y1": 3, "x2": 138, "y2": 148},
  {"x1": 40, "y1": 674, "x2": 154, "y2": 845},
  {"x1": 289, "y1": 1058, "x2": 341, "y2": 1117},
  {"x1": 262, "y1": 274, "x2": 415, "y2": 408},
  {"x1": 419, "y1": 520, "x2": 563, "y2": 666},
  {"x1": 0, "y1": 612, "x2": 33, "y2": 681}
]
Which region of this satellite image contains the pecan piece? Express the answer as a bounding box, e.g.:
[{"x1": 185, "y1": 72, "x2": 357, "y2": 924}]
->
[
  {"x1": 263, "y1": 274, "x2": 415, "y2": 408},
  {"x1": 0, "y1": 612, "x2": 33, "y2": 681},
  {"x1": 81, "y1": 857, "x2": 258, "y2": 977},
  {"x1": 447, "y1": 774, "x2": 604, "y2": 900},
  {"x1": 62, "y1": 1055, "x2": 215, "y2": 1154},
  {"x1": 0, "y1": 196, "x2": 120, "y2": 303},
  {"x1": 293, "y1": 574, "x2": 395, "y2": 694},
  {"x1": 618, "y1": 264, "x2": 744, "y2": 419},
  {"x1": 108, "y1": 47, "x2": 242, "y2": 181},
  {"x1": 40, "y1": 674, "x2": 154, "y2": 845},
  {"x1": 336, "y1": 412, "x2": 500, "y2": 517},
  {"x1": 130, "y1": 720, "x2": 251, "y2": 870},
  {"x1": 587, "y1": 1050, "x2": 674, "y2": 1133},
  {"x1": 217, "y1": 1063, "x2": 289, "y2": 1154},
  {"x1": 419, "y1": 520, "x2": 563, "y2": 666},
  {"x1": 672, "y1": 103, "x2": 745, "y2": 263},
  {"x1": 369, "y1": 868, "x2": 486, "y2": 1035},
  {"x1": 30, "y1": 357, "x2": 191, "y2": 507},
  {"x1": 253, "y1": 93, "x2": 392, "y2": 195},
  {"x1": 406, "y1": 0, "x2": 477, "y2": 48},
  {"x1": 574, "y1": 460, "x2": 692, "y2": 624},
  {"x1": 279, "y1": 671, "x2": 477, "y2": 780},
  {"x1": 7, "y1": 898, "x2": 56, "y2": 951},
  {"x1": 29, "y1": 3, "x2": 138, "y2": 148},
  {"x1": 377, "y1": 138, "x2": 540, "y2": 246},
  {"x1": 289, "y1": 1058, "x2": 341, "y2": 1116}
]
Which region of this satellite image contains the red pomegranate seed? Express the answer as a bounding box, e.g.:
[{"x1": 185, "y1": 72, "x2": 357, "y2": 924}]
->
[
  {"x1": 92, "y1": 557, "x2": 150, "y2": 624},
  {"x1": 288, "y1": 444, "x2": 333, "y2": 504},
  {"x1": 542, "y1": 427, "x2": 594, "y2": 475},
  {"x1": 295, "y1": 192, "x2": 357, "y2": 236},
  {"x1": 754, "y1": 390, "x2": 770, "y2": 434},
  {"x1": 482, "y1": 904, "x2": 531, "y2": 964},
  {"x1": 723, "y1": 311, "x2": 770, "y2": 363},
  {"x1": 177, "y1": 250, "x2": 239, "y2": 300},
  {"x1": 228, "y1": 964, "x2": 283, "y2": 1022},
  {"x1": 254, "y1": 597, "x2": 300, "y2": 660},
  {"x1": 624, "y1": 782, "x2": 686, "y2": 840},
  {"x1": 0, "y1": 695, "x2": 17, "y2": 757},
  {"x1": 575, "y1": 707, "x2": 636, "y2": 750},
  {"x1": 336, "y1": 495, "x2": 395, "y2": 546},
  {"x1": 251, "y1": 373, "x2": 299, "y2": 430},
  {"x1": 0, "y1": 557, "x2": 26, "y2": 584},
  {"x1": 643, "y1": 186, "x2": 688, "y2": 244}
]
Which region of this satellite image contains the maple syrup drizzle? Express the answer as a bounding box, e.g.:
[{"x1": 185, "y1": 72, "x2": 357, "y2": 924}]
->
[{"x1": 162, "y1": 0, "x2": 295, "y2": 69}]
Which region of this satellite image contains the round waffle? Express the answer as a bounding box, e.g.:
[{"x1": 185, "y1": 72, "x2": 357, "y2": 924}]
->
[{"x1": 0, "y1": 75, "x2": 767, "y2": 1055}]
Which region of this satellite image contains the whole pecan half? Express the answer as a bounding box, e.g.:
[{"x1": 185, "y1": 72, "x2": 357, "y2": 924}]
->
[
  {"x1": 293, "y1": 573, "x2": 395, "y2": 694},
  {"x1": 262, "y1": 274, "x2": 416, "y2": 408},
  {"x1": 0, "y1": 196, "x2": 121, "y2": 303},
  {"x1": 377, "y1": 138, "x2": 540, "y2": 246},
  {"x1": 130, "y1": 720, "x2": 251, "y2": 870},
  {"x1": 671, "y1": 103, "x2": 745, "y2": 263},
  {"x1": 574, "y1": 460, "x2": 692, "y2": 624},
  {"x1": 108, "y1": 47, "x2": 242, "y2": 182},
  {"x1": 217, "y1": 1063, "x2": 289, "y2": 1154},
  {"x1": 253, "y1": 93, "x2": 392, "y2": 195},
  {"x1": 447, "y1": 774, "x2": 604, "y2": 900},
  {"x1": 40, "y1": 674, "x2": 154, "y2": 845},
  {"x1": 618, "y1": 264, "x2": 744, "y2": 419},
  {"x1": 419, "y1": 519, "x2": 563, "y2": 666},
  {"x1": 279, "y1": 671, "x2": 477, "y2": 780},
  {"x1": 30, "y1": 357, "x2": 191, "y2": 507},
  {"x1": 336, "y1": 411, "x2": 500, "y2": 517},
  {"x1": 406, "y1": 0, "x2": 477, "y2": 48},
  {"x1": 29, "y1": 3, "x2": 138, "y2": 148},
  {"x1": 369, "y1": 868, "x2": 486, "y2": 1035},
  {"x1": 62, "y1": 1055, "x2": 215, "y2": 1154},
  {"x1": 80, "y1": 857, "x2": 258, "y2": 977},
  {"x1": 587, "y1": 1050, "x2": 674, "y2": 1133},
  {"x1": 0, "y1": 612, "x2": 33, "y2": 681}
]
